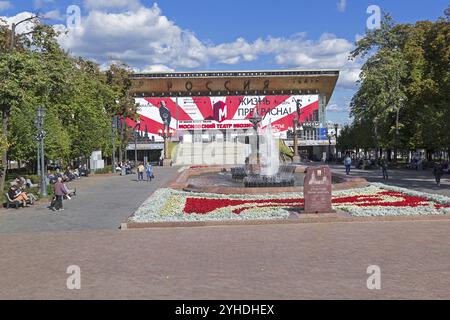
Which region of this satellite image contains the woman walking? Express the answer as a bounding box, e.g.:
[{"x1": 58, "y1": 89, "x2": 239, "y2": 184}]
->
[
  {"x1": 145, "y1": 163, "x2": 153, "y2": 182},
  {"x1": 51, "y1": 177, "x2": 67, "y2": 211}
]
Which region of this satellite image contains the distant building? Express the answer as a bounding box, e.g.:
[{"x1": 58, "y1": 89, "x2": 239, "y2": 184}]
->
[{"x1": 128, "y1": 70, "x2": 339, "y2": 162}]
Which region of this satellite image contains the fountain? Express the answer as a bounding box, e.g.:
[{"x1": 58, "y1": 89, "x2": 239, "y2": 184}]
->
[{"x1": 239, "y1": 110, "x2": 296, "y2": 188}]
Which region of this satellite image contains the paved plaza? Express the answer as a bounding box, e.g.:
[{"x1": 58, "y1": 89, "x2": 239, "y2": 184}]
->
[
  {"x1": 328, "y1": 164, "x2": 450, "y2": 197},
  {"x1": 0, "y1": 166, "x2": 449, "y2": 299}
]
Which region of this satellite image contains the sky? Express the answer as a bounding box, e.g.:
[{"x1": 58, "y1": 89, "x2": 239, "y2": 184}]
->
[{"x1": 1, "y1": 0, "x2": 448, "y2": 124}]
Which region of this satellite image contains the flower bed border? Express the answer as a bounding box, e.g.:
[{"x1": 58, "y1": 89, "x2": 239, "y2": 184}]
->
[
  {"x1": 121, "y1": 212, "x2": 450, "y2": 229},
  {"x1": 123, "y1": 183, "x2": 450, "y2": 229}
]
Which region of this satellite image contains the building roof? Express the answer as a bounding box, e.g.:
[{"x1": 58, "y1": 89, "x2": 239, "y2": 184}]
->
[{"x1": 130, "y1": 69, "x2": 339, "y2": 103}]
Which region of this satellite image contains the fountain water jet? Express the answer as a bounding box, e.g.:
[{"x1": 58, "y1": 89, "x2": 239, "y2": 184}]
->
[
  {"x1": 240, "y1": 117, "x2": 295, "y2": 188},
  {"x1": 260, "y1": 121, "x2": 279, "y2": 177}
]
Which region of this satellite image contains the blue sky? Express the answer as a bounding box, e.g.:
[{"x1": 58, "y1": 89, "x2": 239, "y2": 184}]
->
[{"x1": 1, "y1": 0, "x2": 448, "y2": 124}]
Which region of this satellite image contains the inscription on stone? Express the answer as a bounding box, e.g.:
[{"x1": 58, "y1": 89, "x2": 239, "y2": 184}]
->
[{"x1": 304, "y1": 165, "x2": 333, "y2": 213}]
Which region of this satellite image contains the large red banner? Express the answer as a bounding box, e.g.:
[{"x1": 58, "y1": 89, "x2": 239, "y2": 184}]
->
[{"x1": 133, "y1": 95, "x2": 319, "y2": 139}]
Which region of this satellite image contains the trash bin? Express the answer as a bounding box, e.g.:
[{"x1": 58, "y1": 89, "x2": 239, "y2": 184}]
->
[{"x1": 121, "y1": 167, "x2": 126, "y2": 176}]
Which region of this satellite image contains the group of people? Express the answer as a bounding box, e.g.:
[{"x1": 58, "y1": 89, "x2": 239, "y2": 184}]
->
[
  {"x1": 47, "y1": 164, "x2": 88, "y2": 184},
  {"x1": 7, "y1": 176, "x2": 38, "y2": 207},
  {"x1": 343, "y1": 153, "x2": 447, "y2": 186},
  {"x1": 136, "y1": 162, "x2": 154, "y2": 182},
  {"x1": 409, "y1": 157, "x2": 424, "y2": 170},
  {"x1": 116, "y1": 161, "x2": 133, "y2": 175}
]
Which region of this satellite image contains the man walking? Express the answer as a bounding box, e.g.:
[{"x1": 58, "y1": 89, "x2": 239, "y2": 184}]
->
[
  {"x1": 433, "y1": 162, "x2": 443, "y2": 186},
  {"x1": 380, "y1": 157, "x2": 388, "y2": 179},
  {"x1": 344, "y1": 153, "x2": 352, "y2": 175}
]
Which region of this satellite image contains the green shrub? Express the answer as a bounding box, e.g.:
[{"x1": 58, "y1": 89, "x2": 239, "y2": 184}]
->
[{"x1": 94, "y1": 165, "x2": 113, "y2": 174}]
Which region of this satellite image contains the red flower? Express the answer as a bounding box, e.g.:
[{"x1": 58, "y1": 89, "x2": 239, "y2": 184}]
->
[
  {"x1": 182, "y1": 190, "x2": 447, "y2": 215},
  {"x1": 184, "y1": 198, "x2": 303, "y2": 215}
]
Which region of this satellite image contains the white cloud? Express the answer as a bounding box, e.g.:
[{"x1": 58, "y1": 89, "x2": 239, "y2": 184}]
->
[
  {"x1": 337, "y1": 0, "x2": 347, "y2": 12},
  {"x1": 140, "y1": 64, "x2": 175, "y2": 72},
  {"x1": 84, "y1": 0, "x2": 142, "y2": 11},
  {"x1": 0, "y1": 1, "x2": 12, "y2": 11},
  {"x1": 3, "y1": 4, "x2": 362, "y2": 90},
  {"x1": 0, "y1": 11, "x2": 38, "y2": 34},
  {"x1": 43, "y1": 9, "x2": 64, "y2": 21}
]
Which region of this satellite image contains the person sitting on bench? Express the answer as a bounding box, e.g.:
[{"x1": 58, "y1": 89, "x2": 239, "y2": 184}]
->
[{"x1": 8, "y1": 186, "x2": 29, "y2": 207}]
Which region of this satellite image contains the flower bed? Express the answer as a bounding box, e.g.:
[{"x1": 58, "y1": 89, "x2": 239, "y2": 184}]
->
[{"x1": 129, "y1": 184, "x2": 450, "y2": 223}]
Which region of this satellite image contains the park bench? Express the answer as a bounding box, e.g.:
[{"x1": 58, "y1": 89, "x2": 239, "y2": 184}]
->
[{"x1": 5, "y1": 193, "x2": 23, "y2": 209}]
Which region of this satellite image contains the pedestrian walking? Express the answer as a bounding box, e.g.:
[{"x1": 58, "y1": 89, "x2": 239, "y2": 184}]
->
[
  {"x1": 344, "y1": 153, "x2": 352, "y2": 175},
  {"x1": 51, "y1": 177, "x2": 67, "y2": 211},
  {"x1": 433, "y1": 162, "x2": 443, "y2": 186},
  {"x1": 379, "y1": 157, "x2": 388, "y2": 179},
  {"x1": 137, "y1": 162, "x2": 145, "y2": 181},
  {"x1": 145, "y1": 162, "x2": 153, "y2": 182},
  {"x1": 417, "y1": 158, "x2": 423, "y2": 170}
]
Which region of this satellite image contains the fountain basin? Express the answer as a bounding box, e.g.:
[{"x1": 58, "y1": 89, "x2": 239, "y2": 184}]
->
[{"x1": 170, "y1": 165, "x2": 369, "y2": 195}]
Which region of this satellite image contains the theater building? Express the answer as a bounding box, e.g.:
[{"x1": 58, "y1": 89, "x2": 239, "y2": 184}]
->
[{"x1": 128, "y1": 70, "x2": 339, "y2": 163}]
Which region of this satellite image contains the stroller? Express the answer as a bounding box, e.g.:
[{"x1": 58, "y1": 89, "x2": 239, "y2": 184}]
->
[{"x1": 50, "y1": 188, "x2": 77, "y2": 208}]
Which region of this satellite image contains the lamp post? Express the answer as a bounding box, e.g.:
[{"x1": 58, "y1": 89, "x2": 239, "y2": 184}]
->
[
  {"x1": 327, "y1": 132, "x2": 332, "y2": 163},
  {"x1": 111, "y1": 115, "x2": 117, "y2": 173},
  {"x1": 249, "y1": 109, "x2": 263, "y2": 166},
  {"x1": 111, "y1": 99, "x2": 120, "y2": 174},
  {"x1": 34, "y1": 106, "x2": 47, "y2": 197},
  {"x1": 133, "y1": 121, "x2": 141, "y2": 165},
  {"x1": 292, "y1": 117, "x2": 300, "y2": 163},
  {"x1": 334, "y1": 123, "x2": 339, "y2": 161},
  {"x1": 394, "y1": 98, "x2": 402, "y2": 163},
  {"x1": 159, "y1": 101, "x2": 173, "y2": 166}
]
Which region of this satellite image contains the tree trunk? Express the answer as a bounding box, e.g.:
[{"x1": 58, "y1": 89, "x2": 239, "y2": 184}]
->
[
  {"x1": 0, "y1": 109, "x2": 9, "y2": 194},
  {"x1": 387, "y1": 149, "x2": 392, "y2": 161},
  {"x1": 426, "y1": 149, "x2": 433, "y2": 162}
]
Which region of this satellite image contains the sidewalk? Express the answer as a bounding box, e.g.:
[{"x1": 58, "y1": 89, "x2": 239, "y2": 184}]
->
[
  {"x1": 0, "y1": 167, "x2": 180, "y2": 234},
  {"x1": 328, "y1": 164, "x2": 450, "y2": 196}
]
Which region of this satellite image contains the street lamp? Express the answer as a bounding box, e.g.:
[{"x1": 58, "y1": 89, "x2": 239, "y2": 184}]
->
[
  {"x1": 327, "y1": 132, "x2": 333, "y2": 163},
  {"x1": 133, "y1": 121, "x2": 141, "y2": 165},
  {"x1": 394, "y1": 98, "x2": 403, "y2": 162},
  {"x1": 34, "y1": 106, "x2": 47, "y2": 197},
  {"x1": 111, "y1": 116, "x2": 117, "y2": 173},
  {"x1": 249, "y1": 109, "x2": 263, "y2": 166},
  {"x1": 111, "y1": 99, "x2": 120, "y2": 174},
  {"x1": 334, "y1": 123, "x2": 339, "y2": 161},
  {"x1": 10, "y1": 15, "x2": 41, "y2": 51},
  {"x1": 159, "y1": 101, "x2": 173, "y2": 166},
  {"x1": 292, "y1": 117, "x2": 300, "y2": 163}
]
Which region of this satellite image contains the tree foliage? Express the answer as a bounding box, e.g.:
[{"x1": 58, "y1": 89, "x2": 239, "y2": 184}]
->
[
  {"x1": 343, "y1": 7, "x2": 450, "y2": 158},
  {"x1": 0, "y1": 19, "x2": 138, "y2": 171}
]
